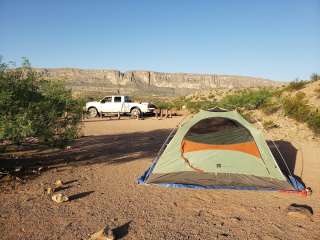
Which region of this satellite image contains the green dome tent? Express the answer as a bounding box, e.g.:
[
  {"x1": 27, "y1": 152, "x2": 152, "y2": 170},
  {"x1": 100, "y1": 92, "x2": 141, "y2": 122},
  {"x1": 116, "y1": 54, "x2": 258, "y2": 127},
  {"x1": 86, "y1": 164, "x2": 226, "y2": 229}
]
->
[{"x1": 139, "y1": 109, "x2": 305, "y2": 192}]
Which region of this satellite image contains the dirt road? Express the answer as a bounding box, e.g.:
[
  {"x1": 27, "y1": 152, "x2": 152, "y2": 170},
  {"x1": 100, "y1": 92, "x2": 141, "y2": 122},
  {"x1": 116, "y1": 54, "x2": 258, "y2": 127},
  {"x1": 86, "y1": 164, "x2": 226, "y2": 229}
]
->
[{"x1": 1, "y1": 116, "x2": 319, "y2": 240}]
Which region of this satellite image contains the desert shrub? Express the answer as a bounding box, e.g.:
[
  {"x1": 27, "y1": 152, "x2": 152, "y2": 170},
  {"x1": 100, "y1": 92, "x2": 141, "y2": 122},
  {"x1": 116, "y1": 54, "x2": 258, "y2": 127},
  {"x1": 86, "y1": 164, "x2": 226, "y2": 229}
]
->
[
  {"x1": 171, "y1": 97, "x2": 186, "y2": 110},
  {"x1": 262, "y1": 120, "x2": 279, "y2": 130},
  {"x1": 0, "y1": 59, "x2": 84, "y2": 147},
  {"x1": 186, "y1": 100, "x2": 217, "y2": 113},
  {"x1": 219, "y1": 89, "x2": 273, "y2": 110},
  {"x1": 314, "y1": 85, "x2": 320, "y2": 98},
  {"x1": 261, "y1": 100, "x2": 281, "y2": 114},
  {"x1": 310, "y1": 73, "x2": 320, "y2": 82},
  {"x1": 282, "y1": 92, "x2": 320, "y2": 134},
  {"x1": 282, "y1": 92, "x2": 310, "y2": 122},
  {"x1": 152, "y1": 99, "x2": 174, "y2": 110},
  {"x1": 285, "y1": 79, "x2": 307, "y2": 91},
  {"x1": 208, "y1": 93, "x2": 215, "y2": 99},
  {"x1": 307, "y1": 110, "x2": 320, "y2": 134}
]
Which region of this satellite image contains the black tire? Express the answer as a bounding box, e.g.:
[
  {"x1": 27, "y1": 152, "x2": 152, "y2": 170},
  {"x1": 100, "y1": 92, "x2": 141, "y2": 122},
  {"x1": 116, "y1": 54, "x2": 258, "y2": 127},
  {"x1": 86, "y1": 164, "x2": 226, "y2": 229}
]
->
[
  {"x1": 130, "y1": 108, "x2": 141, "y2": 118},
  {"x1": 88, "y1": 107, "x2": 99, "y2": 118}
]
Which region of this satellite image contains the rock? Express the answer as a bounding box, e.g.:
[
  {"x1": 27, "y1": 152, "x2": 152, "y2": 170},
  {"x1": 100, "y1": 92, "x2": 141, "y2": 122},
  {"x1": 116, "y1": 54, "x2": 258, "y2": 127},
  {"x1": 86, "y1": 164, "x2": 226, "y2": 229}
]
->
[
  {"x1": 46, "y1": 187, "x2": 54, "y2": 195},
  {"x1": 54, "y1": 180, "x2": 63, "y2": 187},
  {"x1": 88, "y1": 226, "x2": 114, "y2": 240},
  {"x1": 51, "y1": 193, "x2": 69, "y2": 203},
  {"x1": 230, "y1": 216, "x2": 241, "y2": 223},
  {"x1": 287, "y1": 204, "x2": 313, "y2": 219}
]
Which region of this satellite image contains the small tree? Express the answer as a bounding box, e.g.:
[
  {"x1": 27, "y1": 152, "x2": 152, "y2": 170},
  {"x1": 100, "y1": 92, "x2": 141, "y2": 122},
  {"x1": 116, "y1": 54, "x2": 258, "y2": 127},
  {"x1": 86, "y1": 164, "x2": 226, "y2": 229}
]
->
[{"x1": 0, "y1": 58, "x2": 84, "y2": 148}]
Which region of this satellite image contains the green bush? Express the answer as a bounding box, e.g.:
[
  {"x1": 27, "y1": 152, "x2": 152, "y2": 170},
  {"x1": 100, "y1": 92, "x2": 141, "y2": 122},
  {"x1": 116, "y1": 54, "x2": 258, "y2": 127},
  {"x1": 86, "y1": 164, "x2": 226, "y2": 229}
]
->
[
  {"x1": 261, "y1": 100, "x2": 281, "y2": 114},
  {"x1": 153, "y1": 100, "x2": 174, "y2": 110},
  {"x1": 186, "y1": 100, "x2": 217, "y2": 113},
  {"x1": 282, "y1": 92, "x2": 320, "y2": 134},
  {"x1": 219, "y1": 89, "x2": 273, "y2": 110},
  {"x1": 282, "y1": 93, "x2": 310, "y2": 122},
  {"x1": 0, "y1": 59, "x2": 84, "y2": 147},
  {"x1": 307, "y1": 110, "x2": 320, "y2": 134},
  {"x1": 285, "y1": 79, "x2": 307, "y2": 91},
  {"x1": 171, "y1": 97, "x2": 186, "y2": 110}
]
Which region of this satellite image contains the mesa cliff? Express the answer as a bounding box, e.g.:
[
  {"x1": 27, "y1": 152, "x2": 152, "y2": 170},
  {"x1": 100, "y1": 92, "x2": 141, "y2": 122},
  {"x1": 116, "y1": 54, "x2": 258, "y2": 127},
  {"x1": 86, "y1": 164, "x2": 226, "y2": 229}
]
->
[{"x1": 36, "y1": 68, "x2": 280, "y2": 96}]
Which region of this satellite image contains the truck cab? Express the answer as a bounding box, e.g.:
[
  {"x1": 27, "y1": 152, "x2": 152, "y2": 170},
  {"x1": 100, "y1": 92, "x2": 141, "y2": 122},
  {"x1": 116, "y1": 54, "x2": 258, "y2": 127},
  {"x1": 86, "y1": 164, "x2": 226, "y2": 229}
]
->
[{"x1": 86, "y1": 95, "x2": 155, "y2": 118}]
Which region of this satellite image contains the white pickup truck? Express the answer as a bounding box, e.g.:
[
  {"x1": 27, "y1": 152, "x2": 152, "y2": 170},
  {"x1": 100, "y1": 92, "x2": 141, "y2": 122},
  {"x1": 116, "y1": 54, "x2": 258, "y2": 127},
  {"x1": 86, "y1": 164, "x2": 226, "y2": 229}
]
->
[{"x1": 85, "y1": 96, "x2": 156, "y2": 118}]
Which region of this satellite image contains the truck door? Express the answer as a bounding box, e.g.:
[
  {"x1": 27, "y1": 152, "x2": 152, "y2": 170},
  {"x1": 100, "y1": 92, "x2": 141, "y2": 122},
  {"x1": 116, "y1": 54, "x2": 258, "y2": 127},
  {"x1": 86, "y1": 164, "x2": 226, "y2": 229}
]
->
[
  {"x1": 111, "y1": 96, "x2": 124, "y2": 113},
  {"x1": 100, "y1": 96, "x2": 112, "y2": 112},
  {"x1": 123, "y1": 96, "x2": 132, "y2": 113}
]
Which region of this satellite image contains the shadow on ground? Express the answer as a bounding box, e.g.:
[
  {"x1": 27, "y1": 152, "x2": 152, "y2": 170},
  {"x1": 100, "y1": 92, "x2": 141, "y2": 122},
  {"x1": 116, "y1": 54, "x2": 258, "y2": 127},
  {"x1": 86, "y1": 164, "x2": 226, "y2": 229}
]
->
[
  {"x1": 268, "y1": 140, "x2": 305, "y2": 187},
  {"x1": 0, "y1": 129, "x2": 171, "y2": 179}
]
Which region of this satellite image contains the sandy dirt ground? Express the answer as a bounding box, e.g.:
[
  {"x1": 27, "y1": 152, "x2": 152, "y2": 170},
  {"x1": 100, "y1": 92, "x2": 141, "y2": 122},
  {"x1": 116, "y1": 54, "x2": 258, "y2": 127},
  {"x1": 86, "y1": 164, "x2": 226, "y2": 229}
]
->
[{"x1": 0, "y1": 116, "x2": 319, "y2": 240}]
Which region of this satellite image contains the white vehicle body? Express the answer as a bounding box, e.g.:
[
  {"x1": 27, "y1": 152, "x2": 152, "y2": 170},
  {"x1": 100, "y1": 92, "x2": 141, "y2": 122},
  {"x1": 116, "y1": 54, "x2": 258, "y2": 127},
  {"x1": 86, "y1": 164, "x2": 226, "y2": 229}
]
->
[{"x1": 85, "y1": 96, "x2": 155, "y2": 117}]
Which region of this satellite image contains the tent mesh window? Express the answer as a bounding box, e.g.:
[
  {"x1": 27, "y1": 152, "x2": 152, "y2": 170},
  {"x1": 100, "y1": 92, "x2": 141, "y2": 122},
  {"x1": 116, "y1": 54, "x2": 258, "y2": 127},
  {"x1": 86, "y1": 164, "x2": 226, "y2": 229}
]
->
[
  {"x1": 182, "y1": 117, "x2": 261, "y2": 158},
  {"x1": 184, "y1": 117, "x2": 254, "y2": 144}
]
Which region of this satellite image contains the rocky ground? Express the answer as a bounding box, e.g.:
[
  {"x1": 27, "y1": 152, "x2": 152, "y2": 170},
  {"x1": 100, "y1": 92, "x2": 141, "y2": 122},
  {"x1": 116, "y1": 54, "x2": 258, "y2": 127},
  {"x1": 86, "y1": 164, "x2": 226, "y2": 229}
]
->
[{"x1": 0, "y1": 115, "x2": 319, "y2": 240}]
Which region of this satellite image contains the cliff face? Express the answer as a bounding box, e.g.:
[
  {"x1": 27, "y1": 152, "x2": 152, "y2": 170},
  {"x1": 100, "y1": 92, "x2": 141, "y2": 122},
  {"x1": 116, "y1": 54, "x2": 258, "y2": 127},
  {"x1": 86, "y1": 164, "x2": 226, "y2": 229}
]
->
[{"x1": 36, "y1": 68, "x2": 280, "y2": 96}]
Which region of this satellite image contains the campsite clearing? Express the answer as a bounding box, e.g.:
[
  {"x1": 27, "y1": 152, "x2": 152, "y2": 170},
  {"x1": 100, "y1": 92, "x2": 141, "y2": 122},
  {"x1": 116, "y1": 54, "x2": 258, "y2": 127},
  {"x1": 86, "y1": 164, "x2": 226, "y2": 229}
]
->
[{"x1": 0, "y1": 116, "x2": 320, "y2": 240}]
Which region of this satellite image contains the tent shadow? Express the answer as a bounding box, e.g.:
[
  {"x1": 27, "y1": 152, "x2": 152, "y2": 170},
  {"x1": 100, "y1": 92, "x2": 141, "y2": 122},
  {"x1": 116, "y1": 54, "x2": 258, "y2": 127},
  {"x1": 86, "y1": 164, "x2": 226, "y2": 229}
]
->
[
  {"x1": 267, "y1": 140, "x2": 305, "y2": 187},
  {"x1": 112, "y1": 221, "x2": 132, "y2": 239},
  {"x1": 0, "y1": 129, "x2": 171, "y2": 180},
  {"x1": 68, "y1": 191, "x2": 94, "y2": 201}
]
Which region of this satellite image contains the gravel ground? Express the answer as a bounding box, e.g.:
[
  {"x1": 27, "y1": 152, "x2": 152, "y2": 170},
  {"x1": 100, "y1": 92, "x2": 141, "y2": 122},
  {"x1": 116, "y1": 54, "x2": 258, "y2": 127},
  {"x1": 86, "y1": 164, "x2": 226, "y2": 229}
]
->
[{"x1": 0, "y1": 116, "x2": 319, "y2": 240}]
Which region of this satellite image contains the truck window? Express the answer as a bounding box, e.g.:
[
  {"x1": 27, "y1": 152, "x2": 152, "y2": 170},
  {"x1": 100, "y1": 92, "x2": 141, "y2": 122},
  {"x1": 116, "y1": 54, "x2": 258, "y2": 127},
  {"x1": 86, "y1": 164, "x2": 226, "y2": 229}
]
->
[
  {"x1": 101, "y1": 96, "x2": 112, "y2": 103},
  {"x1": 124, "y1": 96, "x2": 132, "y2": 102},
  {"x1": 114, "y1": 97, "x2": 122, "y2": 102}
]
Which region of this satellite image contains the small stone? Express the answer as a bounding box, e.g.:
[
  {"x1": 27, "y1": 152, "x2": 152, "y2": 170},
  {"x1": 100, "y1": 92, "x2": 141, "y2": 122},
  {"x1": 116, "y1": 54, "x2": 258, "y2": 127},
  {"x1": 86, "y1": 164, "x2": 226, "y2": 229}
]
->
[
  {"x1": 51, "y1": 193, "x2": 69, "y2": 203},
  {"x1": 46, "y1": 187, "x2": 54, "y2": 195},
  {"x1": 287, "y1": 204, "x2": 313, "y2": 219},
  {"x1": 54, "y1": 180, "x2": 63, "y2": 187},
  {"x1": 88, "y1": 226, "x2": 114, "y2": 240},
  {"x1": 230, "y1": 216, "x2": 241, "y2": 222}
]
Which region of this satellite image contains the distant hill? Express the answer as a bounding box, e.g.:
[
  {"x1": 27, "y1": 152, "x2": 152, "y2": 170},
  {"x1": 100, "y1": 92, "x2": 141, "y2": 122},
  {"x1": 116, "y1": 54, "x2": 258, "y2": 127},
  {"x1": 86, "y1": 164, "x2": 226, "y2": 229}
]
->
[{"x1": 35, "y1": 68, "x2": 281, "y2": 97}]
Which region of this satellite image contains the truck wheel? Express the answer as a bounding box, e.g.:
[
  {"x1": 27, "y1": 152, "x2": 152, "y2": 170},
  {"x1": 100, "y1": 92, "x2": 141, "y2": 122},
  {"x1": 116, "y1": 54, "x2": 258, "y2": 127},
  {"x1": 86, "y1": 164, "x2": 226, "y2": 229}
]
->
[
  {"x1": 130, "y1": 108, "x2": 141, "y2": 118},
  {"x1": 88, "y1": 107, "x2": 98, "y2": 118}
]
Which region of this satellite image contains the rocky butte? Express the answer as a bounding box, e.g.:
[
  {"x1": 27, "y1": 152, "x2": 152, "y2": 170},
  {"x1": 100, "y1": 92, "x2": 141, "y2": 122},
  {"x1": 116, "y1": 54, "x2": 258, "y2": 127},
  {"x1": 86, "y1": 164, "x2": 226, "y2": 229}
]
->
[{"x1": 35, "y1": 68, "x2": 280, "y2": 97}]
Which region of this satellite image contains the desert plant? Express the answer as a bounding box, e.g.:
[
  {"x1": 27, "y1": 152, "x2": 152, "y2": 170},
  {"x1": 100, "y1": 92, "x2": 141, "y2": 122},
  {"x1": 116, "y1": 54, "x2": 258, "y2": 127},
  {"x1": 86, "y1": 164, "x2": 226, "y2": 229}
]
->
[
  {"x1": 282, "y1": 92, "x2": 310, "y2": 122},
  {"x1": 262, "y1": 120, "x2": 279, "y2": 130},
  {"x1": 219, "y1": 89, "x2": 273, "y2": 110},
  {"x1": 307, "y1": 110, "x2": 320, "y2": 134},
  {"x1": 310, "y1": 73, "x2": 320, "y2": 82},
  {"x1": 285, "y1": 79, "x2": 307, "y2": 91},
  {"x1": 185, "y1": 100, "x2": 217, "y2": 113},
  {"x1": 171, "y1": 97, "x2": 187, "y2": 110},
  {"x1": 261, "y1": 100, "x2": 281, "y2": 114},
  {"x1": 282, "y1": 92, "x2": 320, "y2": 134},
  {"x1": 0, "y1": 59, "x2": 84, "y2": 147},
  {"x1": 238, "y1": 110, "x2": 257, "y2": 123},
  {"x1": 314, "y1": 85, "x2": 320, "y2": 98}
]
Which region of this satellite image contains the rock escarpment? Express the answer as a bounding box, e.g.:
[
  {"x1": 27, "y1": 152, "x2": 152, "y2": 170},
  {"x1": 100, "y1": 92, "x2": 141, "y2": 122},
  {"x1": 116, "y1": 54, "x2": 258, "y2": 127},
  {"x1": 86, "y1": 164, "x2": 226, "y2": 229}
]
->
[{"x1": 36, "y1": 68, "x2": 279, "y2": 96}]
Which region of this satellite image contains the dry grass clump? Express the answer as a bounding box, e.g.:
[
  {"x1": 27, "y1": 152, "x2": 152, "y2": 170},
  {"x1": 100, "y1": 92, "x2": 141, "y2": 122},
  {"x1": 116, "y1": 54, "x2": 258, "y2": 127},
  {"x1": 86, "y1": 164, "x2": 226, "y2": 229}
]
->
[
  {"x1": 285, "y1": 80, "x2": 307, "y2": 91},
  {"x1": 262, "y1": 120, "x2": 279, "y2": 130},
  {"x1": 314, "y1": 84, "x2": 320, "y2": 98},
  {"x1": 282, "y1": 92, "x2": 320, "y2": 134}
]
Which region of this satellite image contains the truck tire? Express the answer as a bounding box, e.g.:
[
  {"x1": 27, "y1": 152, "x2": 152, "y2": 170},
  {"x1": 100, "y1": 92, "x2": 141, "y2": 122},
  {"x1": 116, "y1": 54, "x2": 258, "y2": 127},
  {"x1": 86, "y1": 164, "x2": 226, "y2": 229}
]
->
[
  {"x1": 130, "y1": 108, "x2": 141, "y2": 118},
  {"x1": 88, "y1": 107, "x2": 99, "y2": 118}
]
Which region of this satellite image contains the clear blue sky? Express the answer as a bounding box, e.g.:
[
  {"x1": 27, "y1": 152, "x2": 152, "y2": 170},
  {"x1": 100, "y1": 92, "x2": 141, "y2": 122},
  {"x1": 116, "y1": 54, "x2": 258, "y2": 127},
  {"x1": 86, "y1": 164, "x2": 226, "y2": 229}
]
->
[{"x1": 0, "y1": 0, "x2": 319, "y2": 81}]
